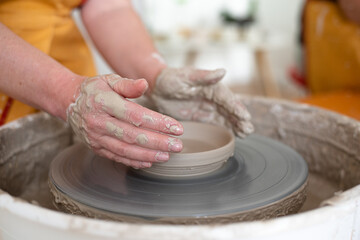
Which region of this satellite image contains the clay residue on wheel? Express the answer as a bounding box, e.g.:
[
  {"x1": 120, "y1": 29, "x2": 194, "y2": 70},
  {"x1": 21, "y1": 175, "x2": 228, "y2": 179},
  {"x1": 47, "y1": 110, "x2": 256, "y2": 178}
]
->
[
  {"x1": 0, "y1": 113, "x2": 72, "y2": 210},
  {"x1": 49, "y1": 178, "x2": 308, "y2": 224},
  {"x1": 238, "y1": 96, "x2": 360, "y2": 189}
]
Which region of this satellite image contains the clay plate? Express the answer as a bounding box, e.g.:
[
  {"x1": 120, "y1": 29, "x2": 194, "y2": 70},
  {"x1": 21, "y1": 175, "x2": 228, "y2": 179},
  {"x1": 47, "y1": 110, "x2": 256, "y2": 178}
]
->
[{"x1": 140, "y1": 121, "x2": 235, "y2": 178}]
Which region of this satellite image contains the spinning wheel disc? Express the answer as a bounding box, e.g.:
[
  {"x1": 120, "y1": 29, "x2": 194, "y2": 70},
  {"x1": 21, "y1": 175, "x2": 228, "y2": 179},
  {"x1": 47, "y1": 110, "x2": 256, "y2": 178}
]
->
[{"x1": 49, "y1": 135, "x2": 308, "y2": 223}]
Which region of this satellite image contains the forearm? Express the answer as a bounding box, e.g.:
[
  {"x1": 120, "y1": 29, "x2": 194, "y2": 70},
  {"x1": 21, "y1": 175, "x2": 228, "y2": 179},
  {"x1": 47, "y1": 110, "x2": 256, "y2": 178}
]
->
[
  {"x1": 81, "y1": 0, "x2": 166, "y2": 92},
  {"x1": 0, "y1": 23, "x2": 84, "y2": 120},
  {"x1": 338, "y1": 0, "x2": 360, "y2": 25}
]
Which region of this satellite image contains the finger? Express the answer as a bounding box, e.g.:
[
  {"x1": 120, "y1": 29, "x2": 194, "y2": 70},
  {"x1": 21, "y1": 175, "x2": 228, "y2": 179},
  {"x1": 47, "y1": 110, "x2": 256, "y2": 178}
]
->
[
  {"x1": 100, "y1": 119, "x2": 183, "y2": 152},
  {"x1": 95, "y1": 148, "x2": 152, "y2": 169},
  {"x1": 231, "y1": 123, "x2": 254, "y2": 138},
  {"x1": 189, "y1": 68, "x2": 226, "y2": 85},
  {"x1": 197, "y1": 84, "x2": 253, "y2": 137},
  {"x1": 125, "y1": 102, "x2": 184, "y2": 135},
  {"x1": 93, "y1": 88, "x2": 183, "y2": 135},
  {"x1": 239, "y1": 121, "x2": 254, "y2": 135},
  {"x1": 103, "y1": 96, "x2": 183, "y2": 135},
  {"x1": 226, "y1": 113, "x2": 254, "y2": 137},
  {"x1": 98, "y1": 135, "x2": 173, "y2": 162},
  {"x1": 191, "y1": 102, "x2": 217, "y2": 122},
  {"x1": 103, "y1": 74, "x2": 149, "y2": 98},
  {"x1": 233, "y1": 98, "x2": 251, "y2": 121},
  {"x1": 209, "y1": 84, "x2": 251, "y2": 121}
]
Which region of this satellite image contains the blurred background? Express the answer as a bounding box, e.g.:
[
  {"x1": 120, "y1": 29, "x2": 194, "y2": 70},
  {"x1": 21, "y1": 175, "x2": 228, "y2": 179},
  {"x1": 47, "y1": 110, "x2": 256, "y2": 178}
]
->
[{"x1": 74, "y1": 0, "x2": 307, "y2": 100}]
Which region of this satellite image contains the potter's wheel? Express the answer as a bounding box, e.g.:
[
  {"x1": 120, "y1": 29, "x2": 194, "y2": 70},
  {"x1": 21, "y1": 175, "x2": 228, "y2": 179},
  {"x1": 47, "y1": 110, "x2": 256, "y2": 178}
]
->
[{"x1": 49, "y1": 134, "x2": 308, "y2": 224}]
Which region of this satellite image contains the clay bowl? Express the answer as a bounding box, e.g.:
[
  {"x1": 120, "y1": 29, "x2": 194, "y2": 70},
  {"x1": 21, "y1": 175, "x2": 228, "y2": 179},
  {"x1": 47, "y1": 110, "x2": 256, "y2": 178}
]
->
[{"x1": 140, "y1": 121, "x2": 235, "y2": 178}]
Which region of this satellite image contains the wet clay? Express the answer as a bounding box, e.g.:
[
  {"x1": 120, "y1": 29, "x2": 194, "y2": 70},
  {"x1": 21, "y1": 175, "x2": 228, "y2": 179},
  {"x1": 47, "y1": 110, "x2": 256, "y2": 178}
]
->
[
  {"x1": 67, "y1": 74, "x2": 127, "y2": 145},
  {"x1": 1, "y1": 94, "x2": 360, "y2": 224},
  {"x1": 151, "y1": 52, "x2": 166, "y2": 65},
  {"x1": 0, "y1": 113, "x2": 71, "y2": 210},
  {"x1": 106, "y1": 121, "x2": 124, "y2": 139},
  {"x1": 140, "y1": 121, "x2": 235, "y2": 178},
  {"x1": 135, "y1": 133, "x2": 149, "y2": 145},
  {"x1": 142, "y1": 114, "x2": 154, "y2": 123},
  {"x1": 238, "y1": 96, "x2": 360, "y2": 189}
]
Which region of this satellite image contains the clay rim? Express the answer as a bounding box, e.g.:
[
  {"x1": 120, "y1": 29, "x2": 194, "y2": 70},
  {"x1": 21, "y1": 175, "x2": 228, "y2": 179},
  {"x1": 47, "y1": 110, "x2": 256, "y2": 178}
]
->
[{"x1": 162, "y1": 121, "x2": 235, "y2": 167}]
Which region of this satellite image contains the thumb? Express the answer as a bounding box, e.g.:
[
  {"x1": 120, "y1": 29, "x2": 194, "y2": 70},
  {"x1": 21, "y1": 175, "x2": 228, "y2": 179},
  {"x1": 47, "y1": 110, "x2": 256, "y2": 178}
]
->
[
  {"x1": 104, "y1": 74, "x2": 148, "y2": 98},
  {"x1": 189, "y1": 68, "x2": 226, "y2": 86}
]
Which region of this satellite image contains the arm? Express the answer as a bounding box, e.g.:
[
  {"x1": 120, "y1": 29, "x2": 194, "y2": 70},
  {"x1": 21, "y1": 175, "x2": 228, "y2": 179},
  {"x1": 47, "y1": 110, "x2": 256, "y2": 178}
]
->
[
  {"x1": 0, "y1": 22, "x2": 83, "y2": 120},
  {"x1": 81, "y1": 0, "x2": 253, "y2": 137},
  {"x1": 81, "y1": 0, "x2": 166, "y2": 92},
  {"x1": 338, "y1": 0, "x2": 360, "y2": 25},
  {"x1": 0, "y1": 22, "x2": 183, "y2": 169}
]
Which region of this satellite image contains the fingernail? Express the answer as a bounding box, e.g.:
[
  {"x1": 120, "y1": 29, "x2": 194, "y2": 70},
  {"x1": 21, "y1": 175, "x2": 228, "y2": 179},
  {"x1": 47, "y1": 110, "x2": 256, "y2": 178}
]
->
[
  {"x1": 234, "y1": 103, "x2": 251, "y2": 120},
  {"x1": 204, "y1": 68, "x2": 226, "y2": 83},
  {"x1": 170, "y1": 125, "x2": 183, "y2": 135},
  {"x1": 243, "y1": 122, "x2": 254, "y2": 134},
  {"x1": 142, "y1": 162, "x2": 152, "y2": 168},
  {"x1": 172, "y1": 143, "x2": 183, "y2": 152},
  {"x1": 155, "y1": 152, "x2": 169, "y2": 162},
  {"x1": 168, "y1": 138, "x2": 183, "y2": 152},
  {"x1": 235, "y1": 121, "x2": 254, "y2": 137},
  {"x1": 242, "y1": 111, "x2": 251, "y2": 121}
]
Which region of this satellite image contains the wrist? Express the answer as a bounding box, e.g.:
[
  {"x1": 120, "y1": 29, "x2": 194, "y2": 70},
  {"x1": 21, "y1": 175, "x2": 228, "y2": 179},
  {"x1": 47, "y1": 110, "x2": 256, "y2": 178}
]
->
[
  {"x1": 138, "y1": 53, "x2": 167, "y2": 95},
  {"x1": 48, "y1": 71, "x2": 86, "y2": 121}
]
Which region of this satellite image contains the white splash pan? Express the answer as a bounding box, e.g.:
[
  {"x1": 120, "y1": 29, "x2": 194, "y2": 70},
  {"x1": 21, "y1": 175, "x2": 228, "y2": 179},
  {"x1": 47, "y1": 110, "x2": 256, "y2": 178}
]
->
[{"x1": 0, "y1": 96, "x2": 360, "y2": 240}]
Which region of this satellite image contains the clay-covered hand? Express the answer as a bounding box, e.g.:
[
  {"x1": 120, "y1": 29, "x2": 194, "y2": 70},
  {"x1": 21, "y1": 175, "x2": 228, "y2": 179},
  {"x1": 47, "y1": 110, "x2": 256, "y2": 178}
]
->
[
  {"x1": 67, "y1": 74, "x2": 183, "y2": 169},
  {"x1": 150, "y1": 67, "x2": 253, "y2": 137}
]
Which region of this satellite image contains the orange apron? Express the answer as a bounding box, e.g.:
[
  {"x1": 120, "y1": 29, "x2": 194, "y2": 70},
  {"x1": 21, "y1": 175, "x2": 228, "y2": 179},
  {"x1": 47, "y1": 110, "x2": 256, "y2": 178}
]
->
[
  {"x1": 0, "y1": 0, "x2": 96, "y2": 125},
  {"x1": 300, "y1": 0, "x2": 360, "y2": 121},
  {"x1": 304, "y1": 0, "x2": 360, "y2": 93}
]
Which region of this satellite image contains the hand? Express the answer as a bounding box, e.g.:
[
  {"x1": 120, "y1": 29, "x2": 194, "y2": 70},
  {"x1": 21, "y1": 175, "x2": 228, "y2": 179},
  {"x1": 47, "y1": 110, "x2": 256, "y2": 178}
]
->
[
  {"x1": 67, "y1": 74, "x2": 183, "y2": 169},
  {"x1": 150, "y1": 67, "x2": 253, "y2": 137}
]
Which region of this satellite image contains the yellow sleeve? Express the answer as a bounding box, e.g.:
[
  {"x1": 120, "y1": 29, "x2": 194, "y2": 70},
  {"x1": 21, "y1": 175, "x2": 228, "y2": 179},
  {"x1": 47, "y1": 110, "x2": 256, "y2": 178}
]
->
[{"x1": 0, "y1": 0, "x2": 96, "y2": 125}]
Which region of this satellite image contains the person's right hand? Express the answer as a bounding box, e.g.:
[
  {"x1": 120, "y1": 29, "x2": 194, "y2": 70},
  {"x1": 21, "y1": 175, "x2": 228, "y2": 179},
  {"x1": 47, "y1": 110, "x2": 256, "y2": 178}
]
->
[
  {"x1": 67, "y1": 74, "x2": 184, "y2": 169},
  {"x1": 150, "y1": 67, "x2": 253, "y2": 137}
]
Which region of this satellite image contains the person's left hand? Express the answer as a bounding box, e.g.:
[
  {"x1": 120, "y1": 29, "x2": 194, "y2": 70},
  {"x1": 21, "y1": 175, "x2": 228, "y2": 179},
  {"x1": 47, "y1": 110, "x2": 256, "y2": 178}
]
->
[{"x1": 149, "y1": 67, "x2": 254, "y2": 137}]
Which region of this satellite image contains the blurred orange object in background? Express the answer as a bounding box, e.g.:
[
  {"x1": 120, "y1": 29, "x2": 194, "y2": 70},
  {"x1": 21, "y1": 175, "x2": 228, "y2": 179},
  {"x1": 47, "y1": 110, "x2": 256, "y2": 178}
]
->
[{"x1": 299, "y1": 91, "x2": 360, "y2": 121}]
